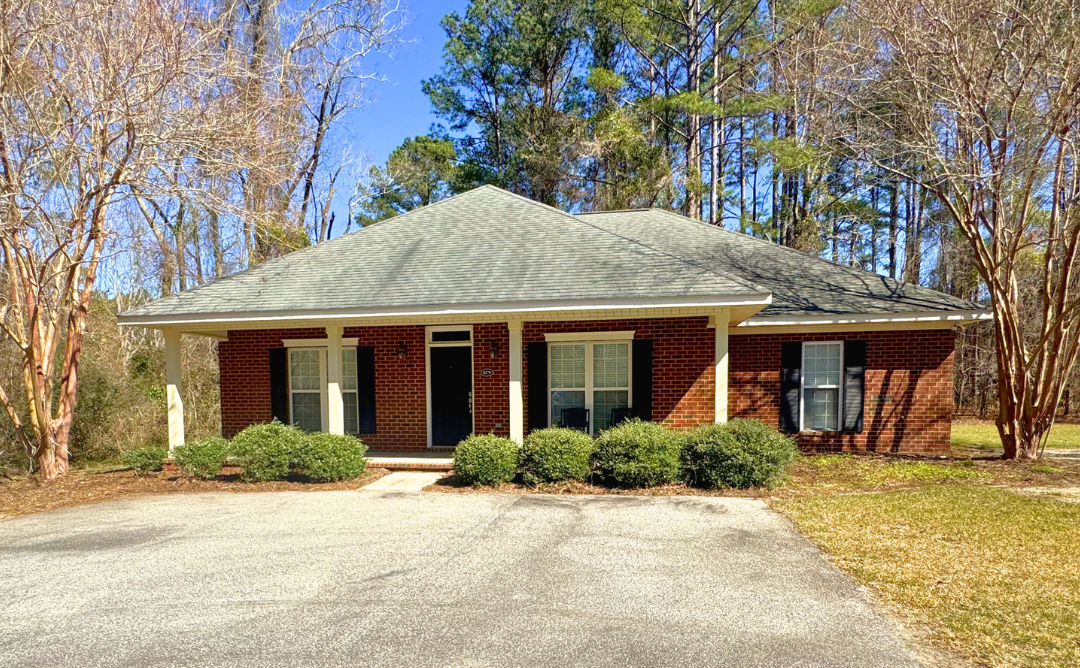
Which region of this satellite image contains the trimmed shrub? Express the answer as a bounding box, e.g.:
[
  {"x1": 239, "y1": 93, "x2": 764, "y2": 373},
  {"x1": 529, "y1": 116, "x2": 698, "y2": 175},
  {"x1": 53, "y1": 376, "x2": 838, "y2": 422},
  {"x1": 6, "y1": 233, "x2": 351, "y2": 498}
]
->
[
  {"x1": 453, "y1": 434, "x2": 518, "y2": 486},
  {"x1": 227, "y1": 421, "x2": 306, "y2": 482},
  {"x1": 592, "y1": 419, "x2": 684, "y2": 487},
  {"x1": 121, "y1": 446, "x2": 166, "y2": 474},
  {"x1": 172, "y1": 437, "x2": 228, "y2": 479},
  {"x1": 682, "y1": 419, "x2": 798, "y2": 489},
  {"x1": 520, "y1": 428, "x2": 594, "y2": 484},
  {"x1": 295, "y1": 432, "x2": 368, "y2": 482}
]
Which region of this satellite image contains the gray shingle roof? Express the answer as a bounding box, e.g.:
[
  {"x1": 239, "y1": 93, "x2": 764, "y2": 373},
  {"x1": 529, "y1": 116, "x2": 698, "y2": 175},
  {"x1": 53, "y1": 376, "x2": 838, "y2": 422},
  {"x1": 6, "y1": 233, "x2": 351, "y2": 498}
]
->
[
  {"x1": 576, "y1": 208, "x2": 982, "y2": 318},
  {"x1": 119, "y1": 185, "x2": 983, "y2": 324}
]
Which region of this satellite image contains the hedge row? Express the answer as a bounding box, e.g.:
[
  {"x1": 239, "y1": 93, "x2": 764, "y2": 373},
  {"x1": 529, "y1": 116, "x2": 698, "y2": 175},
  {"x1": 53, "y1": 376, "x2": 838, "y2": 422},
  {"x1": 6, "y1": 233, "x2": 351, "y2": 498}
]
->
[
  {"x1": 122, "y1": 421, "x2": 368, "y2": 482},
  {"x1": 453, "y1": 418, "x2": 798, "y2": 489}
]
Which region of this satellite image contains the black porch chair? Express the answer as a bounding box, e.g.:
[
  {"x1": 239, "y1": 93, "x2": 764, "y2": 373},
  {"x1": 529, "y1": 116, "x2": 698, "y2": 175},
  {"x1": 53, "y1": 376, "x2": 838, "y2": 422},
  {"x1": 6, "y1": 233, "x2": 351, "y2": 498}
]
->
[
  {"x1": 609, "y1": 406, "x2": 636, "y2": 428},
  {"x1": 559, "y1": 407, "x2": 590, "y2": 432}
]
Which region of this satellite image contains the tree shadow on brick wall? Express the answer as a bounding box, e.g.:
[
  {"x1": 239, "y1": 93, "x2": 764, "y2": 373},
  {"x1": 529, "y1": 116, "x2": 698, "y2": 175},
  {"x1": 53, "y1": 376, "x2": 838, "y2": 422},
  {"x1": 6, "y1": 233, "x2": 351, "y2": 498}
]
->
[{"x1": 866, "y1": 368, "x2": 921, "y2": 454}]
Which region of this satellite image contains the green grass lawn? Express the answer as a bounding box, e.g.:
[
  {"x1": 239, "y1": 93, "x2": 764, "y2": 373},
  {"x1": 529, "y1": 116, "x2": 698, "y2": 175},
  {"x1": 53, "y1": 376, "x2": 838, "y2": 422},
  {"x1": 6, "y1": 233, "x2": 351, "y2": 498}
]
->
[
  {"x1": 952, "y1": 421, "x2": 1080, "y2": 449},
  {"x1": 775, "y1": 486, "x2": 1080, "y2": 668}
]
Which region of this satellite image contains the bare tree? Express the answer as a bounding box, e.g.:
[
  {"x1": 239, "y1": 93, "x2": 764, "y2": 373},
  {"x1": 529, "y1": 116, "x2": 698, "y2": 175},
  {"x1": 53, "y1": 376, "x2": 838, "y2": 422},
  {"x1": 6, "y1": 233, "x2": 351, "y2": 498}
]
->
[{"x1": 845, "y1": 0, "x2": 1080, "y2": 458}]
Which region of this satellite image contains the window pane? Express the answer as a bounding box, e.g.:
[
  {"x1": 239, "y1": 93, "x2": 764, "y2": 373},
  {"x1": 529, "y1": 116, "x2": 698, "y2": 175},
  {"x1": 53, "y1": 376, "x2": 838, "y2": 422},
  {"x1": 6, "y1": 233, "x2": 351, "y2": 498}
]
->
[
  {"x1": 804, "y1": 343, "x2": 841, "y2": 387},
  {"x1": 341, "y1": 348, "x2": 357, "y2": 391},
  {"x1": 431, "y1": 330, "x2": 471, "y2": 342},
  {"x1": 290, "y1": 349, "x2": 321, "y2": 390},
  {"x1": 805, "y1": 388, "x2": 838, "y2": 431},
  {"x1": 292, "y1": 393, "x2": 322, "y2": 431},
  {"x1": 343, "y1": 392, "x2": 359, "y2": 435},
  {"x1": 593, "y1": 343, "x2": 629, "y2": 388},
  {"x1": 593, "y1": 390, "x2": 629, "y2": 433},
  {"x1": 551, "y1": 390, "x2": 585, "y2": 427},
  {"x1": 550, "y1": 344, "x2": 585, "y2": 389}
]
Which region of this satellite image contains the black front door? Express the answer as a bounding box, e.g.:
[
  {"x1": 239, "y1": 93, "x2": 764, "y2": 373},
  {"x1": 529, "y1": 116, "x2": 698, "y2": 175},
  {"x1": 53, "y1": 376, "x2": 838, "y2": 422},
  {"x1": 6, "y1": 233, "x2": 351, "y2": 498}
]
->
[{"x1": 430, "y1": 346, "x2": 472, "y2": 446}]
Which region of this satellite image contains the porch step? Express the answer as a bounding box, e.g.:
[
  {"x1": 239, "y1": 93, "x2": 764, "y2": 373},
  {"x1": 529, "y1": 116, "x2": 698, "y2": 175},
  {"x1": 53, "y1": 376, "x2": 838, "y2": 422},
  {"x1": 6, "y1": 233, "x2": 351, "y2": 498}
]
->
[{"x1": 365, "y1": 450, "x2": 454, "y2": 472}]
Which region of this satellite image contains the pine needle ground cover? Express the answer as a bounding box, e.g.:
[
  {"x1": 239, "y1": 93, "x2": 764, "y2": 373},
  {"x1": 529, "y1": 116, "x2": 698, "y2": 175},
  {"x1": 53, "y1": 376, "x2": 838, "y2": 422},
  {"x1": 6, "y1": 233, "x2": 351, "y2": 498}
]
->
[{"x1": 775, "y1": 486, "x2": 1080, "y2": 668}]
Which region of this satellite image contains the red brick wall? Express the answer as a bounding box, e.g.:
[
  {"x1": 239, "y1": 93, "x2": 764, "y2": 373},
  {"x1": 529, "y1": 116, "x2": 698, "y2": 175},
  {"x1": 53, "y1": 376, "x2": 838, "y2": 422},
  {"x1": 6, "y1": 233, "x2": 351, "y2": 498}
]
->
[
  {"x1": 218, "y1": 320, "x2": 954, "y2": 454},
  {"x1": 729, "y1": 329, "x2": 955, "y2": 454},
  {"x1": 473, "y1": 323, "x2": 510, "y2": 437},
  {"x1": 219, "y1": 327, "x2": 324, "y2": 438},
  {"x1": 219, "y1": 325, "x2": 428, "y2": 450}
]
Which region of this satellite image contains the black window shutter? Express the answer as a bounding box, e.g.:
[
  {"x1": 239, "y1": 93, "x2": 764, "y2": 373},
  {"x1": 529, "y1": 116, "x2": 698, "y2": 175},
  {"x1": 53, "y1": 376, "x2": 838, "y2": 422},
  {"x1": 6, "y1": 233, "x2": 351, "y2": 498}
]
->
[
  {"x1": 527, "y1": 341, "x2": 548, "y2": 432},
  {"x1": 632, "y1": 339, "x2": 653, "y2": 421},
  {"x1": 269, "y1": 348, "x2": 289, "y2": 424},
  {"x1": 843, "y1": 341, "x2": 867, "y2": 433},
  {"x1": 357, "y1": 346, "x2": 377, "y2": 434},
  {"x1": 779, "y1": 342, "x2": 801, "y2": 433}
]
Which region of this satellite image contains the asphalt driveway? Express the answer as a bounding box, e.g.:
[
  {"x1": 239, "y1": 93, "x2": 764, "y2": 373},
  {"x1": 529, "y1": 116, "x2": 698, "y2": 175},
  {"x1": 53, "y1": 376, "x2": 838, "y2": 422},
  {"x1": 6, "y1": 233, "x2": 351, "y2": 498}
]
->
[{"x1": 0, "y1": 490, "x2": 920, "y2": 667}]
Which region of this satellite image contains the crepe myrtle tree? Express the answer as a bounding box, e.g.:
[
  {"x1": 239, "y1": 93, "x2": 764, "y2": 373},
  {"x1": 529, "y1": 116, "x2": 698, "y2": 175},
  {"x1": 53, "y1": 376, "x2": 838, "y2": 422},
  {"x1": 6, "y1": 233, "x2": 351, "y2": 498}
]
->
[{"x1": 842, "y1": 0, "x2": 1080, "y2": 458}]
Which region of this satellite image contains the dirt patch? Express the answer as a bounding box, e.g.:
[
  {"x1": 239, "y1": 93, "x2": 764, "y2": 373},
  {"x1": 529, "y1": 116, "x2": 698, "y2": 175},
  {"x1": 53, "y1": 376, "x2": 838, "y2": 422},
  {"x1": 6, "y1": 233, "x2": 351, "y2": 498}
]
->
[
  {"x1": 426, "y1": 473, "x2": 767, "y2": 496},
  {"x1": 0, "y1": 466, "x2": 390, "y2": 521}
]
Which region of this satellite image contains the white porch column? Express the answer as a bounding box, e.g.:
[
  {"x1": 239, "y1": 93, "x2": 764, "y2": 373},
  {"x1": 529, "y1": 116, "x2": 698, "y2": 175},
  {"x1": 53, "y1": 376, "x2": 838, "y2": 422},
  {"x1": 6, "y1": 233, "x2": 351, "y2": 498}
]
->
[
  {"x1": 164, "y1": 330, "x2": 185, "y2": 454},
  {"x1": 713, "y1": 309, "x2": 730, "y2": 423},
  {"x1": 326, "y1": 324, "x2": 345, "y2": 435},
  {"x1": 508, "y1": 320, "x2": 524, "y2": 443}
]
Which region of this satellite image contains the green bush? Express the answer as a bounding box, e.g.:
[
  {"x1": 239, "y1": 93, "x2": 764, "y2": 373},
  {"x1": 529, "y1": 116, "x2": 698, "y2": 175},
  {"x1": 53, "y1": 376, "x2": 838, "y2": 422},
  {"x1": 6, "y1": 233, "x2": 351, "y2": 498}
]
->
[
  {"x1": 592, "y1": 419, "x2": 684, "y2": 487},
  {"x1": 295, "y1": 432, "x2": 368, "y2": 482},
  {"x1": 682, "y1": 419, "x2": 799, "y2": 489},
  {"x1": 520, "y1": 428, "x2": 595, "y2": 484},
  {"x1": 172, "y1": 436, "x2": 228, "y2": 479},
  {"x1": 453, "y1": 434, "x2": 518, "y2": 486},
  {"x1": 121, "y1": 446, "x2": 166, "y2": 474},
  {"x1": 227, "y1": 421, "x2": 306, "y2": 482}
]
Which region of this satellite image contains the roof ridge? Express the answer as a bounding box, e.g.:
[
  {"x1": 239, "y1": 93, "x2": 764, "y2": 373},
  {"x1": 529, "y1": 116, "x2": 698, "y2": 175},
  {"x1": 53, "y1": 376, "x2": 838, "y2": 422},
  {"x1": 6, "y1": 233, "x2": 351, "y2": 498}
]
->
[
  {"x1": 484, "y1": 188, "x2": 768, "y2": 295},
  {"x1": 637, "y1": 208, "x2": 984, "y2": 309}
]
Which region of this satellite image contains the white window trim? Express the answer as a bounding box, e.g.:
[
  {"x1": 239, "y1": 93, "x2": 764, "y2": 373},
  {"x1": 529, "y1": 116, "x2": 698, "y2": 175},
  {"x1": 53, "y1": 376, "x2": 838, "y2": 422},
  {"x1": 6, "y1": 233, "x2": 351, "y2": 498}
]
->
[
  {"x1": 286, "y1": 344, "x2": 360, "y2": 433},
  {"x1": 547, "y1": 338, "x2": 632, "y2": 435},
  {"x1": 425, "y1": 325, "x2": 475, "y2": 448},
  {"x1": 281, "y1": 337, "x2": 358, "y2": 348},
  {"x1": 287, "y1": 347, "x2": 328, "y2": 432},
  {"x1": 545, "y1": 330, "x2": 634, "y2": 342},
  {"x1": 800, "y1": 341, "x2": 844, "y2": 433}
]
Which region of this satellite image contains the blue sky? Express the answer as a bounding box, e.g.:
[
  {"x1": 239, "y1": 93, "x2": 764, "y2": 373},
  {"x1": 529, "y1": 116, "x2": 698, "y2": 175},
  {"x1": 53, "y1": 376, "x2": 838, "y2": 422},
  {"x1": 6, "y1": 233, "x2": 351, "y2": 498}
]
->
[{"x1": 348, "y1": 0, "x2": 468, "y2": 168}]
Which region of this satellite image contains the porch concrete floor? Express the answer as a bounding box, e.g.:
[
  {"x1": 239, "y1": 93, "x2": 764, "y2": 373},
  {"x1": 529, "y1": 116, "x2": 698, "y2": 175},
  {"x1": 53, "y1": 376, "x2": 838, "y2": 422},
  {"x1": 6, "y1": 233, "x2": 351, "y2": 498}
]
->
[
  {"x1": 359, "y1": 471, "x2": 445, "y2": 491},
  {"x1": 365, "y1": 450, "x2": 453, "y2": 471},
  {"x1": 0, "y1": 492, "x2": 923, "y2": 667}
]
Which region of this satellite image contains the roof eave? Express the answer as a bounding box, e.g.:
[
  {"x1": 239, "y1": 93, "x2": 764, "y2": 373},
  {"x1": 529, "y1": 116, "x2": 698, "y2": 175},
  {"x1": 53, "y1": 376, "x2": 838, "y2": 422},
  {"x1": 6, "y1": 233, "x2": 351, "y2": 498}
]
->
[
  {"x1": 116, "y1": 294, "x2": 775, "y2": 329},
  {"x1": 731, "y1": 308, "x2": 992, "y2": 335}
]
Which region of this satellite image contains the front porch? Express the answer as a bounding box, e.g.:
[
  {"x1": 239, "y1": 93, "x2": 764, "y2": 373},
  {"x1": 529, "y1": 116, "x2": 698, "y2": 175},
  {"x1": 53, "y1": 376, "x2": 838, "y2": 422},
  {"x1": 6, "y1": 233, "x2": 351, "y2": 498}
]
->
[{"x1": 163, "y1": 311, "x2": 736, "y2": 454}]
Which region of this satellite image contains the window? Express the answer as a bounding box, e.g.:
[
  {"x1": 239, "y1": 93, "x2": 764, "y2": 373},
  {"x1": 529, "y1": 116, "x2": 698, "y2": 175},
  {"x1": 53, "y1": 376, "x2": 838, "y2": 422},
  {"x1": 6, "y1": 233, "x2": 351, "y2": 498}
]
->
[
  {"x1": 802, "y1": 342, "x2": 842, "y2": 431},
  {"x1": 342, "y1": 348, "x2": 359, "y2": 435},
  {"x1": 289, "y1": 349, "x2": 324, "y2": 432},
  {"x1": 549, "y1": 340, "x2": 631, "y2": 435},
  {"x1": 287, "y1": 347, "x2": 360, "y2": 433}
]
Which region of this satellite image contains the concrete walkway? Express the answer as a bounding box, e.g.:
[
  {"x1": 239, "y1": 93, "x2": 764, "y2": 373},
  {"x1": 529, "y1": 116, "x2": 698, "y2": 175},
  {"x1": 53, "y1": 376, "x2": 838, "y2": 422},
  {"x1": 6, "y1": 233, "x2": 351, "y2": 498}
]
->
[
  {"x1": 365, "y1": 450, "x2": 453, "y2": 471},
  {"x1": 360, "y1": 471, "x2": 444, "y2": 491},
  {"x1": 0, "y1": 492, "x2": 921, "y2": 668}
]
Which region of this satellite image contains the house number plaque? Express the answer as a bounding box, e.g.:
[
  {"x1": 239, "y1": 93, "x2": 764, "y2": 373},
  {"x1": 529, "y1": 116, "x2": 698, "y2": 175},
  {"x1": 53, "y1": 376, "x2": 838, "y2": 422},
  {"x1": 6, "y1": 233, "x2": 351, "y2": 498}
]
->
[{"x1": 481, "y1": 368, "x2": 494, "y2": 378}]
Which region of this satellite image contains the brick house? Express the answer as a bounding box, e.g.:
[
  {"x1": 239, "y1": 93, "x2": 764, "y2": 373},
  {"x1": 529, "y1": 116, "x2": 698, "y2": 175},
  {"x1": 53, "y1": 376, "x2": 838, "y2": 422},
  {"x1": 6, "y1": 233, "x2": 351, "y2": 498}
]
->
[{"x1": 118, "y1": 186, "x2": 988, "y2": 455}]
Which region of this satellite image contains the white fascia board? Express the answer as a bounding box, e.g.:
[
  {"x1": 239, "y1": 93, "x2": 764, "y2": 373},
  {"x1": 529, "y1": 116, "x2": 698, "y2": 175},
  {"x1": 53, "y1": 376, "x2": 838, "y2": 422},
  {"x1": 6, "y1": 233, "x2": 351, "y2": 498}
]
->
[
  {"x1": 116, "y1": 294, "x2": 774, "y2": 328},
  {"x1": 732, "y1": 309, "x2": 992, "y2": 333}
]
